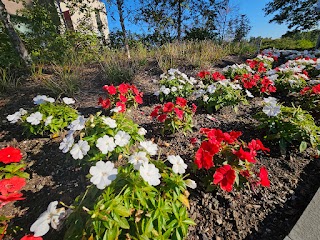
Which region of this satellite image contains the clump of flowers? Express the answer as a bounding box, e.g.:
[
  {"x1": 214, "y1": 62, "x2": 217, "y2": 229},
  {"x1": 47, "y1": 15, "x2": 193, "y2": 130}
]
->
[
  {"x1": 154, "y1": 68, "x2": 197, "y2": 102},
  {"x1": 194, "y1": 128, "x2": 270, "y2": 192},
  {"x1": 0, "y1": 147, "x2": 29, "y2": 236},
  {"x1": 150, "y1": 97, "x2": 196, "y2": 134},
  {"x1": 197, "y1": 71, "x2": 226, "y2": 82},
  {"x1": 235, "y1": 73, "x2": 276, "y2": 94},
  {"x1": 7, "y1": 95, "x2": 78, "y2": 136},
  {"x1": 299, "y1": 84, "x2": 320, "y2": 110},
  {"x1": 256, "y1": 97, "x2": 320, "y2": 154},
  {"x1": 98, "y1": 83, "x2": 143, "y2": 112},
  {"x1": 60, "y1": 113, "x2": 145, "y2": 163},
  {"x1": 223, "y1": 63, "x2": 253, "y2": 79},
  {"x1": 64, "y1": 141, "x2": 196, "y2": 240},
  {"x1": 193, "y1": 79, "x2": 248, "y2": 112},
  {"x1": 246, "y1": 54, "x2": 275, "y2": 73}
]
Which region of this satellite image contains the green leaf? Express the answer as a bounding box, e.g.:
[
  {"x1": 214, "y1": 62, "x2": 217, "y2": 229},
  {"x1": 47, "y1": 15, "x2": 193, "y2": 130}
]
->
[
  {"x1": 113, "y1": 205, "x2": 131, "y2": 217},
  {"x1": 299, "y1": 141, "x2": 308, "y2": 152}
]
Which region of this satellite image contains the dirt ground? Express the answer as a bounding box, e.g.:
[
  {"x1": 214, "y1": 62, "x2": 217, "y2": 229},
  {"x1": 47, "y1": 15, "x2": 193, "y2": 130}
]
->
[{"x1": 0, "y1": 56, "x2": 319, "y2": 240}]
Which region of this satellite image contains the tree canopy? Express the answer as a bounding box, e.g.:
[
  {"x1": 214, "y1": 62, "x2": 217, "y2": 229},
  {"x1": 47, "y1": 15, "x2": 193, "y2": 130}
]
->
[{"x1": 264, "y1": 0, "x2": 320, "y2": 32}]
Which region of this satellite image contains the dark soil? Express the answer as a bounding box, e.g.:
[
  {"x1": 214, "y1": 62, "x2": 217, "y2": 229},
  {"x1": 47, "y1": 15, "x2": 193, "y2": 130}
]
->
[{"x1": 0, "y1": 55, "x2": 319, "y2": 240}]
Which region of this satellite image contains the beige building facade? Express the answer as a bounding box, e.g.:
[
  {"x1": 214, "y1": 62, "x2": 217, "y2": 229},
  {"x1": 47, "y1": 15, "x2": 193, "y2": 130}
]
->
[{"x1": 2, "y1": 0, "x2": 109, "y2": 42}]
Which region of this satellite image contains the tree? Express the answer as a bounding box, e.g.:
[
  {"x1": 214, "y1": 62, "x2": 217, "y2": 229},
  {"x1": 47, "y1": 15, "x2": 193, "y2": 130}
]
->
[
  {"x1": 264, "y1": 0, "x2": 320, "y2": 32},
  {"x1": 137, "y1": 0, "x2": 204, "y2": 41},
  {"x1": 0, "y1": 0, "x2": 31, "y2": 67},
  {"x1": 233, "y1": 14, "x2": 251, "y2": 42}
]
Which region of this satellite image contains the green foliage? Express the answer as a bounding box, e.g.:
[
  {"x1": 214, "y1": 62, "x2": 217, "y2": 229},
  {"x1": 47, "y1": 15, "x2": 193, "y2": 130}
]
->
[
  {"x1": 21, "y1": 101, "x2": 78, "y2": 136},
  {"x1": 274, "y1": 71, "x2": 307, "y2": 94},
  {"x1": 157, "y1": 69, "x2": 195, "y2": 102},
  {"x1": 0, "y1": 163, "x2": 29, "y2": 180},
  {"x1": 64, "y1": 162, "x2": 195, "y2": 240},
  {"x1": 261, "y1": 38, "x2": 315, "y2": 50},
  {"x1": 81, "y1": 113, "x2": 144, "y2": 162},
  {"x1": 264, "y1": 0, "x2": 320, "y2": 32},
  {"x1": 0, "y1": 68, "x2": 20, "y2": 93},
  {"x1": 256, "y1": 105, "x2": 320, "y2": 154},
  {"x1": 196, "y1": 83, "x2": 248, "y2": 113}
]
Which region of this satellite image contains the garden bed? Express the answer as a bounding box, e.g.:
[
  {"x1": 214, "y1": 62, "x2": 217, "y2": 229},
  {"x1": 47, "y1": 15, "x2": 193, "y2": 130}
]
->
[{"x1": 0, "y1": 54, "x2": 319, "y2": 240}]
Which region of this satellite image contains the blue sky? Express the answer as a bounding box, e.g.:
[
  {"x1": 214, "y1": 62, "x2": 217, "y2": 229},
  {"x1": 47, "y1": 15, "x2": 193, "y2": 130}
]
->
[{"x1": 103, "y1": 0, "x2": 289, "y2": 39}]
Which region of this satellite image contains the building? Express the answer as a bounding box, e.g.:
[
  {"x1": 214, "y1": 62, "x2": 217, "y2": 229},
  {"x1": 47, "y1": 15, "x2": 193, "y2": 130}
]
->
[{"x1": 2, "y1": 0, "x2": 109, "y2": 43}]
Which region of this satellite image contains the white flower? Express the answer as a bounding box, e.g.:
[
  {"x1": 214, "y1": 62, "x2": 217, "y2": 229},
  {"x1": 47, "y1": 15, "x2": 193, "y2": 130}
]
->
[
  {"x1": 68, "y1": 116, "x2": 86, "y2": 131},
  {"x1": 167, "y1": 155, "x2": 187, "y2": 174},
  {"x1": 263, "y1": 97, "x2": 278, "y2": 105},
  {"x1": 138, "y1": 127, "x2": 147, "y2": 136},
  {"x1": 62, "y1": 97, "x2": 75, "y2": 104},
  {"x1": 89, "y1": 161, "x2": 118, "y2": 189},
  {"x1": 154, "y1": 91, "x2": 160, "y2": 96},
  {"x1": 110, "y1": 106, "x2": 122, "y2": 113},
  {"x1": 139, "y1": 163, "x2": 161, "y2": 186},
  {"x1": 30, "y1": 201, "x2": 65, "y2": 237},
  {"x1": 203, "y1": 95, "x2": 209, "y2": 102},
  {"x1": 139, "y1": 141, "x2": 158, "y2": 156},
  {"x1": 7, "y1": 112, "x2": 21, "y2": 123},
  {"x1": 101, "y1": 117, "x2": 117, "y2": 128},
  {"x1": 162, "y1": 88, "x2": 170, "y2": 95},
  {"x1": 263, "y1": 104, "x2": 281, "y2": 117},
  {"x1": 230, "y1": 83, "x2": 242, "y2": 90},
  {"x1": 96, "y1": 135, "x2": 116, "y2": 154},
  {"x1": 33, "y1": 95, "x2": 55, "y2": 105},
  {"x1": 59, "y1": 134, "x2": 74, "y2": 153},
  {"x1": 245, "y1": 89, "x2": 254, "y2": 98},
  {"x1": 19, "y1": 108, "x2": 27, "y2": 115},
  {"x1": 44, "y1": 116, "x2": 53, "y2": 126},
  {"x1": 207, "y1": 84, "x2": 216, "y2": 94},
  {"x1": 185, "y1": 179, "x2": 197, "y2": 189},
  {"x1": 70, "y1": 140, "x2": 90, "y2": 159},
  {"x1": 129, "y1": 151, "x2": 149, "y2": 170},
  {"x1": 114, "y1": 130, "x2": 131, "y2": 147},
  {"x1": 26, "y1": 112, "x2": 43, "y2": 125},
  {"x1": 171, "y1": 86, "x2": 177, "y2": 92}
]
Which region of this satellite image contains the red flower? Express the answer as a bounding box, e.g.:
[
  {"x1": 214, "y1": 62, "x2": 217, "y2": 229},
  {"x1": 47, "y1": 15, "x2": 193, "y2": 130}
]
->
[
  {"x1": 157, "y1": 114, "x2": 167, "y2": 122},
  {"x1": 103, "y1": 85, "x2": 117, "y2": 95},
  {"x1": 300, "y1": 86, "x2": 311, "y2": 95},
  {"x1": 98, "y1": 97, "x2": 111, "y2": 109},
  {"x1": 0, "y1": 192, "x2": 24, "y2": 207},
  {"x1": 268, "y1": 85, "x2": 277, "y2": 93},
  {"x1": 258, "y1": 62, "x2": 266, "y2": 72},
  {"x1": 197, "y1": 71, "x2": 210, "y2": 78},
  {"x1": 233, "y1": 147, "x2": 256, "y2": 163},
  {"x1": 240, "y1": 170, "x2": 250, "y2": 179},
  {"x1": 0, "y1": 176, "x2": 26, "y2": 195},
  {"x1": 194, "y1": 141, "x2": 220, "y2": 170},
  {"x1": 118, "y1": 83, "x2": 129, "y2": 94},
  {"x1": 259, "y1": 167, "x2": 270, "y2": 187},
  {"x1": 174, "y1": 108, "x2": 184, "y2": 120},
  {"x1": 312, "y1": 84, "x2": 320, "y2": 94},
  {"x1": 116, "y1": 102, "x2": 126, "y2": 112},
  {"x1": 21, "y1": 235, "x2": 43, "y2": 240},
  {"x1": 163, "y1": 102, "x2": 174, "y2": 113},
  {"x1": 130, "y1": 85, "x2": 140, "y2": 95},
  {"x1": 119, "y1": 94, "x2": 127, "y2": 103},
  {"x1": 192, "y1": 103, "x2": 197, "y2": 113},
  {"x1": 212, "y1": 72, "x2": 226, "y2": 81},
  {"x1": 248, "y1": 139, "x2": 270, "y2": 152},
  {"x1": 190, "y1": 138, "x2": 198, "y2": 145},
  {"x1": 176, "y1": 97, "x2": 187, "y2": 107},
  {"x1": 0, "y1": 147, "x2": 22, "y2": 164},
  {"x1": 150, "y1": 106, "x2": 161, "y2": 118},
  {"x1": 134, "y1": 95, "x2": 143, "y2": 104},
  {"x1": 213, "y1": 165, "x2": 236, "y2": 192}
]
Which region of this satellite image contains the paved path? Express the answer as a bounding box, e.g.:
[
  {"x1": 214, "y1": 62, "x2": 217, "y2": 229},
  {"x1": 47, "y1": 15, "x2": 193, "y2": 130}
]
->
[{"x1": 284, "y1": 188, "x2": 320, "y2": 240}]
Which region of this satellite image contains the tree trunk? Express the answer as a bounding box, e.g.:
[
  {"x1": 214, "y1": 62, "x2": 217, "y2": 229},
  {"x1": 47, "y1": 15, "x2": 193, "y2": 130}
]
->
[
  {"x1": 177, "y1": 0, "x2": 182, "y2": 41},
  {"x1": 0, "y1": 0, "x2": 32, "y2": 67},
  {"x1": 116, "y1": 0, "x2": 130, "y2": 59}
]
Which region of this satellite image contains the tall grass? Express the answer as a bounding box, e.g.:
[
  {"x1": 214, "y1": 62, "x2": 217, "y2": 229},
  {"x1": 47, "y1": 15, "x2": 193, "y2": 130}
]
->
[{"x1": 0, "y1": 68, "x2": 20, "y2": 93}]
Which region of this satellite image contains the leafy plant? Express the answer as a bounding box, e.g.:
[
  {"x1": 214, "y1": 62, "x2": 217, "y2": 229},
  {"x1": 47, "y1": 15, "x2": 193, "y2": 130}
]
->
[
  {"x1": 194, "y1": 80, "x2": 248, "y2": 113},
  {"x1": 256, "y1": 101, "x2": 320, "y2": 155},
  {"x1": 151, "y1": 97, "x2": 196, "y2": 135},
  {"x1": 64, "y1": 152, "x2": 196, "y2": 240},
  {"x1": 61, "y1": 113, "x2": 145, "y2": 163},
  {"x1": 0, "y1": 68, "x2": 20, "y2": 93},
  {"x1": 155, "y1": 69, "x2": 196, "y2": 102},
  {"x1": 193, "y1": 128, "x2": 270, "y2": 192}
]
